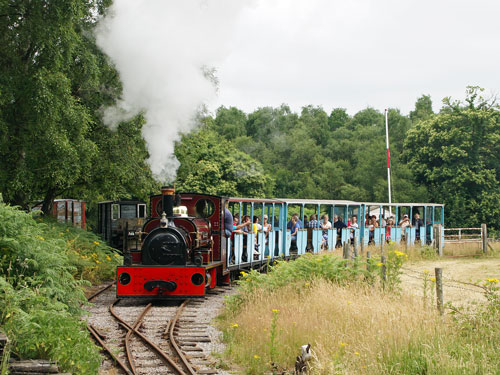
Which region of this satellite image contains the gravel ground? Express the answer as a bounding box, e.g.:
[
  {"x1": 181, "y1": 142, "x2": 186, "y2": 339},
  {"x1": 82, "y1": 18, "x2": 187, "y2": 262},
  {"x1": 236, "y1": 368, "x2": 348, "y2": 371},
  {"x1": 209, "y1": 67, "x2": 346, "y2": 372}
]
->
[{"x1": 84, "y1": 285, "x2": 235, "y2": 375}]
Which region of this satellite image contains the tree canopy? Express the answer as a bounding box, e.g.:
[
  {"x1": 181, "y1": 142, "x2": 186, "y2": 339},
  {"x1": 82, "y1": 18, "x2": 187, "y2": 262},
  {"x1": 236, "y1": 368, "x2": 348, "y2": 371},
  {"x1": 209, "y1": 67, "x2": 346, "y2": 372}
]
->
[
  {"x1": 404, "y1": 87, "x2": 500, "y2": 228},
  {"x1": 0, "y1": 0, "x2": 156, "y2": 216}
]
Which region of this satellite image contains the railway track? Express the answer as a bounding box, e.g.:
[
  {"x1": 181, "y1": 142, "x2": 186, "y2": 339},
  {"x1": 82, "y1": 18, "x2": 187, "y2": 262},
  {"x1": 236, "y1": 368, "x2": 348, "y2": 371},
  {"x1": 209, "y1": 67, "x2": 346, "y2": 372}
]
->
[{"x1": 86, "y1": 284, "x2": 229, "y2": 375}]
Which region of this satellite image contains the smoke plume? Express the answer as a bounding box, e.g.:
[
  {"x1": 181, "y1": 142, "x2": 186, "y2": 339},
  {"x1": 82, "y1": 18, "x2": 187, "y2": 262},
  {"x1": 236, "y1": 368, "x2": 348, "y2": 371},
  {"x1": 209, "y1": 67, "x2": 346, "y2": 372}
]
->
[{"x1": 95, "y1": 0, "x2": 251, "y2": 182}]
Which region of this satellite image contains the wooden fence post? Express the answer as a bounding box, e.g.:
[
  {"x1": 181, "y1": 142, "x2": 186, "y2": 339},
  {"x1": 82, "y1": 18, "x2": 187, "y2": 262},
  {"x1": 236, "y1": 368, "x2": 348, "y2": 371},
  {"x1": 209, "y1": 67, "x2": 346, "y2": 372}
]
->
[
  {"x1": 360, "y1": 237, "x2": 364, "y2": 255},
  {"x1": 381, "y1": 255, "x2": 387, "y2": 288},
  {"x1": 481, "y1": 224, "x2": 488, "y2": 254},
  {"x1": 366, "y1": 251, "x2": 371, "y2": 272},
  {"x1": 433, "y1": 224, "x2": 443, "y2": 257},
  {"x1": 380, "y1": 232, "x2": 384, "y2": 254},
  {"x1": 435, "y1": 267, "x2": 444, "y2": 315}
]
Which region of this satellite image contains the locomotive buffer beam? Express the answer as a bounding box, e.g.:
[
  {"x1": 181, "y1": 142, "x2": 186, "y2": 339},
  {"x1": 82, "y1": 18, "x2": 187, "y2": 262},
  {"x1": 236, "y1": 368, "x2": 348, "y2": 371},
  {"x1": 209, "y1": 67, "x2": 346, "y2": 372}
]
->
[{"x1": 144, "y1": 280, "x2": 177, "y2": 293}]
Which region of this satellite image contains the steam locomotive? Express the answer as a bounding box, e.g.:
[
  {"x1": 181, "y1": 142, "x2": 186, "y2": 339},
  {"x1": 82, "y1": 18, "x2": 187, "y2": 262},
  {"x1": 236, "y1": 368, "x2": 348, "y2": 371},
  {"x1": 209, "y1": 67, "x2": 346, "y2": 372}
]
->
[{"x1": 116, "y1": 187, "x2": 230, "y2": 298}]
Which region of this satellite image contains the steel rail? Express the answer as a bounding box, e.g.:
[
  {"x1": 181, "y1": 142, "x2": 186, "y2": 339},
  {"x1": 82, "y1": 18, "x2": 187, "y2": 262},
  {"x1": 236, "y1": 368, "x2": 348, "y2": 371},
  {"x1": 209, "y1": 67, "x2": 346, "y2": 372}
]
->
[
  {"x1": 87, "y1": 281, "x2": 115, "y2": 302},
  {"x1": 125, "y1": 303, "x2": 152, "y2": 375},
  {"x1": 109, "y1": 299, "x2": 188, "y2": 375},
  {"x1": 87, "y1": 324, "x2": 134, "y2": 375},
  {"x1": 165, "y1": 299, "x2": 197, "y2": 375}
]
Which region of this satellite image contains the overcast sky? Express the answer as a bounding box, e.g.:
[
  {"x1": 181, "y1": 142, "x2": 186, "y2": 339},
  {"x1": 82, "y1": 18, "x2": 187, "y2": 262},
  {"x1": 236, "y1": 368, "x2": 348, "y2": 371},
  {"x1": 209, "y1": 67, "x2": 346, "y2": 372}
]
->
[{"x1": 211, "y1": 0, "x2": 500, "y2": 115}]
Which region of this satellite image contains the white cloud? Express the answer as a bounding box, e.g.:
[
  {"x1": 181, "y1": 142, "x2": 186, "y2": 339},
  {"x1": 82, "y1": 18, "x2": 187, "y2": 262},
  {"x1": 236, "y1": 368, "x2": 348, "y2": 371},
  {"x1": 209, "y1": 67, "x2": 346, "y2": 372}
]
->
[{"x1": 215, "y1": 0, "x2": 500, "y2": 114}]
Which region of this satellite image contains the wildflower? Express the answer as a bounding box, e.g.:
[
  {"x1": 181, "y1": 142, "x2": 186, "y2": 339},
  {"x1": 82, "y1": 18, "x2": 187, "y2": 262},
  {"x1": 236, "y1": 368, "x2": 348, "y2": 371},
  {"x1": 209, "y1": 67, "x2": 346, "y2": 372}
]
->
[
  {"x1": 114, "y1": 254, "x2": 119, "y2": 257},
  {"x1": 293, "y1": 321, "x2": 297, "y2": 326},
  {"x1": 232, "y1": 323, "x2": 239, "y2": 328},
  {"x1": 95, "y1": 260, "x2": 100, "y2": 264},
  {"x1": 430, "y1": 277, "x2": 436, "y2": 282},
  {"x1": 362, "y1": 365, "x2": 367, "y2": 369},
  {"x1": 91, "y1": 253, "x2": 97, "y2": 258},
  {"x1": 424, "y1": 270, "x2": 430, "y2": 274},
  {"x1": 376, "y1": 262, "x2": 383, "y2": 267},
  {"x1": 305, "y1": 282, "x2": 310, "y2": 287},
  {"x1": 240, "y1": 271, "x2": 248, "y2": 277},
  {"x1": 106, "y1": 255, "x2": 111, "y2": 261},
  {"x1": 347, "y1": 301, "x2": 352, "y2": 305},
  {"x1": 253, "y1": 354, "x2": 260, "y2": 359},
  {"x1": 485, "y1": 278, "x2": 499, "y2": 283},
  {"x1": 93, "y1": 241, "x2": 100, "y2": 245},
  {"x1": 272, "y1": 309, "x2": 279, "y2": 313},
  {"x1": 37, "y1": 236, "x2": 45, "y2": 241},
  {"x1": 339, "y1": 342, "x2": 347, "y2": 347},
  {"x1": 354, "y1": 352, "x2": 360, "y2": 356}
]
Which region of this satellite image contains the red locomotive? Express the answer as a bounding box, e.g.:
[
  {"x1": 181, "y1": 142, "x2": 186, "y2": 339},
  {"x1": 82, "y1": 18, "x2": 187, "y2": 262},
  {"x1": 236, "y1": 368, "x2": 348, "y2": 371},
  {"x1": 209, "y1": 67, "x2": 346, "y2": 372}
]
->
[{"x1": 116, "y1": 187, "x2": 230, "y2": 298}]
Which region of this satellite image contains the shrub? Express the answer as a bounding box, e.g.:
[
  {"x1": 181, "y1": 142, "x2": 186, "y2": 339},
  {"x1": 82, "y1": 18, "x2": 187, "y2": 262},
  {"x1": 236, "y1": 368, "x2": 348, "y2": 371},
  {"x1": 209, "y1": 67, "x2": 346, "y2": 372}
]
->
[{"x1": 0, "y1": 203, "x2": 119, "y2": 374}]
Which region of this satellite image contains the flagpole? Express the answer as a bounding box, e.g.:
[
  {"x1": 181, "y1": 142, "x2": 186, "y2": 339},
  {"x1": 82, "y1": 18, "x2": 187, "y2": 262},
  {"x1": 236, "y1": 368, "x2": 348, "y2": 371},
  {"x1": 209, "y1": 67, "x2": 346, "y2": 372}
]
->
[{"x1": 385, "y1": 109, "x2": 392, "y2": 216}]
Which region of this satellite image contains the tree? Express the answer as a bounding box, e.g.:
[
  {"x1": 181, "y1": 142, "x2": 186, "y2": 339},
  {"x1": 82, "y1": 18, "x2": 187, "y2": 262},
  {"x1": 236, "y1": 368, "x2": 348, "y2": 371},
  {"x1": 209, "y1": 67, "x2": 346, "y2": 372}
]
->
[
  {"x1": 174, "y1": 127, "x2": 274, "y2": 197},
  {"x1": 410, "y1": 94, "x2": 434, "y2": 123},
  {"x1": 0, "y1": 0, "x2": 155, "y2": 214},
  {"x1": 404, "y1": 87, "x2": 500, "y2": 229}
]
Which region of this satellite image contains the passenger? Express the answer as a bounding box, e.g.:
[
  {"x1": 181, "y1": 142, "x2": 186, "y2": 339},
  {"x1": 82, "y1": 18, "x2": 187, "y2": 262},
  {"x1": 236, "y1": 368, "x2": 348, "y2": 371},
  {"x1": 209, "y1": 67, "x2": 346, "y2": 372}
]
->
[
  {"x1": 287, "y1": 213, "x2": 303, "y2": 230},
  {"x1": 385, "y1": 217, "x2": 393, "y2": 243},
  {"x1": 365, "y1": 213, "x2": 371, "y2": 226},
  {"x1": 290, "y1": 216, "x2": 300, "y2": 252},
  {"x1": 262, "y1": 215, "x2": 271, "y2": 245},
  {"x1": 413, "y1": 212, "x2": 424, "y2": 238},
  {"x1": 262, "y1": 215, "x2": 272, "y2": 232},
  {"x1": 400, "y1": 214, "x2": 412, "y2": 241},
  {"x1": 224, "y1": 203, "x2": 233, "y2": 238},
  {"x1": 321, "y1": 214, "x2": 332, "y2": 250},
  {"x1": 334, "y1": 215, "x2": 347, "y2": 248},
  {"x1": 368, "y1": 216, "x2": 376, "y2": 244},
  {"x1": 252, "y1": 216, "x2": 262, "y2": 235},
  {"x1": 307, "y1": 214, "x2": 319, "y2": 228},
  {"x1": 348, "y1": 215, "x2": 359, "y2": 245}
]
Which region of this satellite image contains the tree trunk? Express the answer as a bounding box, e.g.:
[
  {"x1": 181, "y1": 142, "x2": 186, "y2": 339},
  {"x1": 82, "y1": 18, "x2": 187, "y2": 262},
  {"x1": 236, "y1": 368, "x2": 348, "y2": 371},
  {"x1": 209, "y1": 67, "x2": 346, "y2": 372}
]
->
[{"x1": 41, "y1": 189, "x2": 56, "y2": 216}]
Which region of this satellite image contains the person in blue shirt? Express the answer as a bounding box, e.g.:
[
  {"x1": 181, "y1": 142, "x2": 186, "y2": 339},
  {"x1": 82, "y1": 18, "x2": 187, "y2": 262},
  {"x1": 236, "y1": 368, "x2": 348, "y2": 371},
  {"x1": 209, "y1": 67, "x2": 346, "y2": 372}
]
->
[
  {"x1": 290, "y1": 216, "x2": 300, "y2": 252},
  {"x1": 224, "y1": 204, "x2": 233, "y2": 238}
]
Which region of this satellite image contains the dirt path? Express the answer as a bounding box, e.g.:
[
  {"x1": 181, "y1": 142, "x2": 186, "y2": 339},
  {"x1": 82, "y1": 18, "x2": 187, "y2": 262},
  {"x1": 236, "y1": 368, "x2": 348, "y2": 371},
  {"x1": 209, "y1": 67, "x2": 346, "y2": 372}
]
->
[{"x1": 400, "y1": 257, "x2": 500, "y2": 306}]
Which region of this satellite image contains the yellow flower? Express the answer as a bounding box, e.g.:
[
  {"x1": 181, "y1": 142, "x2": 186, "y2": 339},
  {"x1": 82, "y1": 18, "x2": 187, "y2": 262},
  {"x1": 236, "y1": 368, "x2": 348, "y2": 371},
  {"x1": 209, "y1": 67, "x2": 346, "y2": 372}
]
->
[
  {"x1": 339, "y1": 342, "x2": 346, "y2": 347},
  {"x1": 37, "y1": 236, "x2": 45, "y2": 241},
  {"x1": 293, "y1": 321, "x2": 297, "y2": 326},
  {"x1": 106, "y1": 255, "x2": 111, "y2": 261},
  {"x1": 362, "y1": 365, "x2": 367, "y2": 369},
  {"x1": 91, "y1": 253, "x2": 97, "y2": 258},
  {"x1": 354, "y1": 352, "x2": 360, "y2": 356},
  {"x1": 272, "y1": 309, "x2": 279, "y2": 313},
  {"x1": 253, "y1": 354, "x2": 260, "y2": 359},
  {"x1": 66, "y1": 228, "x2": 69, "y2": 232},
  {"x1": 95, "y1": 260, "x2": 100, "y2": 264},
  {"x1": 347, "y1": 301, "x2": 352, "y2": 305},
  {"x1": 305, "y1": 282, "x2": 310, "y2": 287},
  {"x1": 93, "y1": 241, "x2": 100, "y2": 245},
  {"x1": 232, "y1": 323, "x2": 239, "y2": 328},
  {"x1": 376, "y1": 262, "x2": 383, "y2": 267},
  {"x1": 430, "y1": 277, "x2": 436, "y2": 282},
  {"x1": 485, "y1": 278, "x2": 499, "y2": 283},
  {"x1": 240, "y1": 271, "x2": 248, "y2": 277},
  {"x1": 424, "y1": 270, "x2": 430, "y2": 274},
  {"x1": 114, "y1": 254, "x2": 119, "y2": 257}
]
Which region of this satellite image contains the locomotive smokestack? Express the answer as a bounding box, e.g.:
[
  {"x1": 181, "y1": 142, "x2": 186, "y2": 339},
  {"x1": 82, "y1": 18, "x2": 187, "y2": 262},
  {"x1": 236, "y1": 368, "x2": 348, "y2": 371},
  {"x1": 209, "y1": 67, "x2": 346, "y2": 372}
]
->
[{"x1": 161, "y1": 186, "x2": 175, "y2": 218}]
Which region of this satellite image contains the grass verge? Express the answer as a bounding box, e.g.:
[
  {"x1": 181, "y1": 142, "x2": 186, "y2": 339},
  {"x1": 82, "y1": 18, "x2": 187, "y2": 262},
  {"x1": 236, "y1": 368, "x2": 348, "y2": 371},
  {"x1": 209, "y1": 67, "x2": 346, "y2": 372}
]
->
[{"x1": 218, "y1": 252, "x2": 500, "y2": 374}]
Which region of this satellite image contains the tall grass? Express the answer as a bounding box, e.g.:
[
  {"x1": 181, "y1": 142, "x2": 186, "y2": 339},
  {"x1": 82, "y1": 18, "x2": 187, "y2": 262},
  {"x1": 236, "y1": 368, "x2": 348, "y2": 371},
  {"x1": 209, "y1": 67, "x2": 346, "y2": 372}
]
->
[{"x1": 218, "y1": 252, "x2": 500, "y2": 374}]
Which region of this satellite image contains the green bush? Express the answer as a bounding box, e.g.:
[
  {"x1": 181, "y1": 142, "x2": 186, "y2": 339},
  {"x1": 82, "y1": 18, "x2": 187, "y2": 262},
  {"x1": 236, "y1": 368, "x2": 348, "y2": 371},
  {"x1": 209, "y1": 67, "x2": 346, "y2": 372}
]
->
[{"x1": 0, "y1": 203, "x2": 121, "y2": 374}]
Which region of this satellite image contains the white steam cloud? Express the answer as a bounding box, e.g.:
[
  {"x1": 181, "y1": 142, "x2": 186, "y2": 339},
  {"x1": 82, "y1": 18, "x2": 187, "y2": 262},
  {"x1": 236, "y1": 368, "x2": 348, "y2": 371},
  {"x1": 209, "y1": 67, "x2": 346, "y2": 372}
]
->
[{"x1": 95, "y1": 0, "x2": 252, "y2": 182}]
